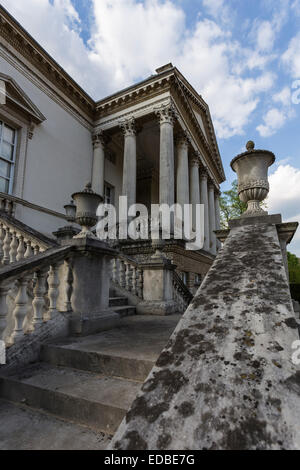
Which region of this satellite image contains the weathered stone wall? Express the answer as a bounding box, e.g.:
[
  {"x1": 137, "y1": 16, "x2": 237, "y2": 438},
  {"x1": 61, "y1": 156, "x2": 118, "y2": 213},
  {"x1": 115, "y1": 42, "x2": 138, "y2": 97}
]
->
[{"x1": 111, "y1": 220, "x2": 300, "y2": 450}]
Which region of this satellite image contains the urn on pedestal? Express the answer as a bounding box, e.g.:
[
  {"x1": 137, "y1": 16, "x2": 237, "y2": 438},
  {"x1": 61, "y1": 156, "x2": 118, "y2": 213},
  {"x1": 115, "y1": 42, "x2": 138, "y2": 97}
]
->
[
  {"x1": 230, "y1": 141, "x2": 275, "y2": 217},
  {"x1": 72, "y1": 183, "x2": 103, "y2": 238}
]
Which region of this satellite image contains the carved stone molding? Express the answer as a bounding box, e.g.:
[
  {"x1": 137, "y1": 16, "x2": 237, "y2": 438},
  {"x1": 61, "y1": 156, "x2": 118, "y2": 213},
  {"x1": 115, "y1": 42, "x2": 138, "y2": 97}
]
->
[
  {"x1": 119, "y1": 117, "x2": 136, "y2": 137},
  {"x1": 92, "y1": 131, "x2": 106, "y2": 149},
  {"x1": 155, "y1": 102, "x2": 177, "y2": 126},
  {"x1": 190, "y1": 155, "x2": 200, "y2": 168},
  {"x1": 200, "y1": 168, "x2": 209, "y2": 180},
  {"x1": 175, "y1": 130, "x2": 190, "y2": 148},
  {"x1": 238, "y1": 179, "x2": 270, "y2": 194}
]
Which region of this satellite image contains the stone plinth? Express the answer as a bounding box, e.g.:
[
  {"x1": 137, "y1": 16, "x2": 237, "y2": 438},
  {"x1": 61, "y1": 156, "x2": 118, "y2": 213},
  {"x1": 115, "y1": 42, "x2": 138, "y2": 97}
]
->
[{"x1": 136, "y1": 253, "x2": 177, "y2": 316}]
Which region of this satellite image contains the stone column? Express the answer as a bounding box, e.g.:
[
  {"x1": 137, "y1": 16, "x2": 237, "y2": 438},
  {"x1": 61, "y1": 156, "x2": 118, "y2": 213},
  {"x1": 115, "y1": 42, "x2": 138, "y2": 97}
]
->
[
  {"x1": 200, "y1": 170, "x2": 210, "y2": 252},
  {"x1": 92, "y1": 132, "x2": 105, "y2": 198},
  {"x1": 176, "y1": 133, "x2": 189, "y2": 209},
  {"x1": 215, "y1": 189, "x2": 221, "y2": 250},
  {"x1": 189, "y1": 155, "x2": 200, "y2": 231},
  {"x1": 208, "y1": 183, "x2": 217, "y2": 255},
  {"x1": 120, "y1": 117, "x2": 137, "y2": 209},
  {"x1": 156, "y1": 103, "x2": 175, "y2": 207}
]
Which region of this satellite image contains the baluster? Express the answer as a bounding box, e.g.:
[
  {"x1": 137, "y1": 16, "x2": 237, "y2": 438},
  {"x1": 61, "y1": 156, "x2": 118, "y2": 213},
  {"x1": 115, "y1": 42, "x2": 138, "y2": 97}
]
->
[
  {"x1": 0, "y1": 198, "x2": 5, "y2": 211},
  {"x1": 9, "y1": 231, "x2": 18, "y2": 263},
  {"x1": 16, "y1": 235, "x2": 25, "y2": 261},
  {"x1": 24, "y1": 240, "x2": 33, "y2": 259},
  {"x1": 0, "y1": 224, "x2": 5, "y2": 263},
  {"x1": 10, "y1": 275, "x2": 31, "y2": 344},
  {"x1": 131, "y1": 265, "x2": 137, "y2": 295},
  {"x1": 7, "y1": 200, "x2": 14, "y2": 216},
  {"x1": 46, "y1": 264, "x2": 60, "y2": 321},
  {"x1": 33, "y1": 245, "x2": 40, "y2": 256},
  {"x1": 137, "y1": 268, "x2": 143, "y2": 299},
  {"x1": 112, "y1": 258, "x2": 117, "y2": 283},
  {"x1": 32, "y1": 269, "x2": 48, "y2": 328},
  {"x1": 3, "y1": 227, "x2": 11, "y2": 265},
  {"x1": 125, "y1": 262, "x2": 131, "y2": 291},
  {"x1": 119, "y1": 260, "x2": 126, "y2": 288},
  {"x1": 64, "y1": 259, "x2": 73, "y2": 312},
  {"x1": 0, "y1": 284, "x2": 10, "y2": 341}
]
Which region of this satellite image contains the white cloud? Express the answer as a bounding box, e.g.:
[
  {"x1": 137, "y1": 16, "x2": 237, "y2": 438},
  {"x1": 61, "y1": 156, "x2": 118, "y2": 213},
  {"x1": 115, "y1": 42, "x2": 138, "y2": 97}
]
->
[
  {"x1": 282, "y1": 32, "x2": 300, "y2": 78},
  {"x1": 257, "y1": 108, "x2": 287, "y2": 137},
  {"x1": 256, "y1": 21, "x2": 275, "y2": 52},
  {"x1": 1, "y1": 0, "x2": 279, "y2": 138},
  {"x1": 202, "y1": 0, "x2": 232, "y2": 24},
  {"x1": 273, "y1": 86, "x2": 292, "y2": 106},
  {"x1": 268, "y1": 164, "x2": 300, "y2": 255}
]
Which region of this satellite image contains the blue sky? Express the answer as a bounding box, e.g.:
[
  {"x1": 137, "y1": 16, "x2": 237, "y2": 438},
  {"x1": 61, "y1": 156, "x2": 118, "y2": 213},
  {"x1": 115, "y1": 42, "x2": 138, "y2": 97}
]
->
[{"x1": 2, "y1": 0, "x2": 300, "y2": 254}]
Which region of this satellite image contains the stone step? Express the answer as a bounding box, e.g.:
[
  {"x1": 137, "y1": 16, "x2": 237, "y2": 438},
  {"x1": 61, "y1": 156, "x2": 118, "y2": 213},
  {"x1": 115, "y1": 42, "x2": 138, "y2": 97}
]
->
[
  {"x1": 0, "y1": 363, "x2": 142, "y2": 435},
  {"x1": 0, "y1": 399, "x2": 110, "y2": 450},
  {"x1": 109, "y1": 296, "x2": 128, "y2": 307},
  {"x1": 113, "y1": 305, "x2": 136, "y2": 317},
  {"x1": 41, "y1": 344, "x2": 154, "y2": 382}
]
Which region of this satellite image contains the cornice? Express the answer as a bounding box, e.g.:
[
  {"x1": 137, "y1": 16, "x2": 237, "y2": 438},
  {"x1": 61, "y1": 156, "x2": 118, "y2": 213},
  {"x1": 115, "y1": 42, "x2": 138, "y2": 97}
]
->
[
  {"x1": 0, "y1": 6, "x2": 95, "y2": 119},
  {"x1": 95, "y1": 74, "x2": 175, "y2": 120},
  {"x1": 172, "y1": 76, "x2": 225, "y2": 183}
]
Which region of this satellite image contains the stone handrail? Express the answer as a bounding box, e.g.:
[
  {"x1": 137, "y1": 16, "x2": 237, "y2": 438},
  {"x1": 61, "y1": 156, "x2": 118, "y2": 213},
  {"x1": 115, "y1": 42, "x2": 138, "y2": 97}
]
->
[
  {"x1": 0, "y1": 245, "x2": 73, "y2": 350},
  {"x1": 0, "y1": 210, "x2": 58, "y2": 266},
  {"x1": 111, "y1": 253, "x2": 144, "y2": 299},
  {"x1": 172, "y1": 270, "x2": 193, "y2": 311},
  {"x1": 0, "y1": 192, "x2": 67, "y2": 221}
]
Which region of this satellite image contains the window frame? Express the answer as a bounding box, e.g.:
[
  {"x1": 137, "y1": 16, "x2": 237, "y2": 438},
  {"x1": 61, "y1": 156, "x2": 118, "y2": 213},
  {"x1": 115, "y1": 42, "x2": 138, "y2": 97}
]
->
[
  {"x1": 104, "y1": 182, "x2": 115, "y2": 206},
  {"x1": 0, "y1": 120, "x2": 17, "y2": 195}
]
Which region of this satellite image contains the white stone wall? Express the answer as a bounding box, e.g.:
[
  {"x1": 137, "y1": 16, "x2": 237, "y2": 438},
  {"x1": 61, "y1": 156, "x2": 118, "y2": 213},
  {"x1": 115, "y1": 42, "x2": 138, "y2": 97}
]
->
[{"x1": 0, "y1": 51, "x2": 94, "y2": 236}]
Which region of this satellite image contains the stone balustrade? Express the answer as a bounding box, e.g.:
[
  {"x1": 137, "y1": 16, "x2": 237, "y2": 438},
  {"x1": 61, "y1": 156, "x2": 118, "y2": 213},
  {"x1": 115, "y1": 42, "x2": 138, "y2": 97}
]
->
[
  {"x1": 0, "y1": 238, "x2": 116, "y2": 367},
  {"x1": 0, "y1": 245, "x2": 72, "y2": 349},
  {"x1": 0, "y1": 210, "x2": 57, "y2": 266},
  {"x1": 111, "y1": 253, "x2": 193, "y2": 313},
  {"x1": 172, "y1": 270, "x2": 193, "y2": 312},
  {"x1": 111, "y1": 255, "x2": 144, "y2": 299}
]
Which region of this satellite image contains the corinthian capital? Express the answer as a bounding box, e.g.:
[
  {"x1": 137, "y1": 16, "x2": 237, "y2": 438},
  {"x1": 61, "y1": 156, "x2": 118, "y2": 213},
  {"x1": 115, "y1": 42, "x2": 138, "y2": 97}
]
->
[
  {"x1": 175, "y1": 130, "x2": 190, "y2": 148},
  {"x1": 155, "y1": 102, "x2": 177, "y2": 126},
  {"x1": 92, "y1": 131, "x2": 105, "y2": 149},
  {"x1": 119, "y1": 117, "x2": 136, "y2": 137},
  {"x1": 190, "y1": 154, "x2": 200, "y2": 168}
]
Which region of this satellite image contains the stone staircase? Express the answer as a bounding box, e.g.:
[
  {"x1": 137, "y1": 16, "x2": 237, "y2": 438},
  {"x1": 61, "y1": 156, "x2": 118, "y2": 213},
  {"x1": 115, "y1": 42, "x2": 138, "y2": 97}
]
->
[
  {"x1": 108, "y1": 290, "x2": 136, "y2": 318},
  {"x1": 0, "y1": 314, "x2": 180, "y2": 450}
]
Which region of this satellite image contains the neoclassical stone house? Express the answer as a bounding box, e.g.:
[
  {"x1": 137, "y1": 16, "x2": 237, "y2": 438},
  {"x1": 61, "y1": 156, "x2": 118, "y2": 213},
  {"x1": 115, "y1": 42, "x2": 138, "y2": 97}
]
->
[{"x1": 0, "y1": 5, "x2": 224, "y2": 295}]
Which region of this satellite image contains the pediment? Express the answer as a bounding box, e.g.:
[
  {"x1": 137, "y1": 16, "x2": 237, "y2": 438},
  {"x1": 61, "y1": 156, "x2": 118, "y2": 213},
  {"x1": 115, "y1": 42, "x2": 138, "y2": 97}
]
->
[{"x1": 0, "y1": 73, "x2": 46, "y2": 124}]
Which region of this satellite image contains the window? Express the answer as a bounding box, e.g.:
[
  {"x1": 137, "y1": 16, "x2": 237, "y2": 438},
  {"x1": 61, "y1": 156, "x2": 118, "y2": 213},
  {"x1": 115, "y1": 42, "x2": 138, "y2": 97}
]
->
[
  {"x1": 104, "y1": 182, "x2": 115, "y2": 205},
  {"x1": 194, "y1": 273, "x2": 202, "y2": 286},
  {"x1": 181, "y1": 272, "x2": 188, "y2": 285},
  {"x1": 0, "y1": 121, "x2": 16, "y2": 194}
]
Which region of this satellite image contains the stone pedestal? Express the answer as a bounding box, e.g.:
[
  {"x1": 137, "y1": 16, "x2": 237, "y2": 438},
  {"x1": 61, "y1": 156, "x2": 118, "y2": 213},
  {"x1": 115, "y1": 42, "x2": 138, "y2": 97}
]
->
[
  {"x1": 68, "y1": 238, "x2": 116, "y2": 335},
  {"x1": 136, "y1": 251, "x2": 177, "y2": 316}
]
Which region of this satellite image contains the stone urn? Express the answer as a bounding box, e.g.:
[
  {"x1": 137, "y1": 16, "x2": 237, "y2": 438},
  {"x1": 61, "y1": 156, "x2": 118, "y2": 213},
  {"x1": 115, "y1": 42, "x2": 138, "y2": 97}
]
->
[
  {"x1": 230, "y1": 141, "x2": 275, "y2": 217},
  {"x1": 72, "y1": 183, "x2": 103, "y2": 238}
]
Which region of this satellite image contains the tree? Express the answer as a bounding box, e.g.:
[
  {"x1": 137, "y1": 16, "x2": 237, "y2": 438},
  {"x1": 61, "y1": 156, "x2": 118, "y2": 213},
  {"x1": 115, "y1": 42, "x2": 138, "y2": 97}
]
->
[
  {"x1": 287, "y1": 252, "x2": 300, "y2": 284},
  {"x1": 219, "y1": 180, "x2": 247, "y2": 228}
]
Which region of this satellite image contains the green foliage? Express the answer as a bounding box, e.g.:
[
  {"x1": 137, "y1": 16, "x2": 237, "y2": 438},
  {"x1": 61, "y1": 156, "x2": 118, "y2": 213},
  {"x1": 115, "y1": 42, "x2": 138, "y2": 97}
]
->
[
  {"x1": 219, "y1": 180, "x2": 247, "y2": 228},
  {"x1": 287, "y1": 252, "x2": 300, "y2": 283}
]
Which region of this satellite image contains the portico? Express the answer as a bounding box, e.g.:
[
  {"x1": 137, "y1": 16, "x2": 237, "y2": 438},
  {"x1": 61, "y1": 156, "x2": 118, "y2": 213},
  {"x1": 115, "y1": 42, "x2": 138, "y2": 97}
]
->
[{"x1": 91, "y1": 66, "x2": 225, "y2": 286}]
